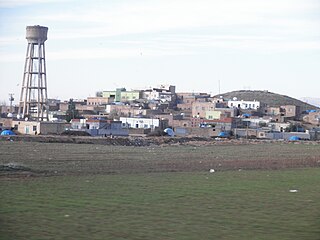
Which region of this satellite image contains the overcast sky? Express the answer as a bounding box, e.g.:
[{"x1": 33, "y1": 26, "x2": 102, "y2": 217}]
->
[{"x1": 0, "y1": 0, "x2": 319, "y2": 103}]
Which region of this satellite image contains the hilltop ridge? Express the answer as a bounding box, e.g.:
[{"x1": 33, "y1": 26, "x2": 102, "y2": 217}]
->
[{"x1": 215, "y1": 90, "x2": 318, "y2": 110}]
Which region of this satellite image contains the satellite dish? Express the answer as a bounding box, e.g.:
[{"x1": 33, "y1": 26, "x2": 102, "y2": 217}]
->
[
  {"x1": 7, "y1": 113, "x2": 13, "y2": 118},
  {"x1": 233, "y1": 97, "x2": 237, "y2": 101}
]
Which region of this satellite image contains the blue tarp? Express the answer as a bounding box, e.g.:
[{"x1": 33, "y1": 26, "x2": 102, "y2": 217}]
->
[
  {"x1": 242, "y1": 113, "x2": 251, "y2": 118},
  {"x1": 164, "y1": 128, "x2": 175, "y2": 137},
  {"x1": 306, "y1": 110, "x2": 317, "y2": 113},
  {"x1": 289, "y1": 136, "x2": 300, "y2": 141},
  {"x1": 0, "y1": 130, "x2": 16, "y2": 136},
  {"x1": 218, "y1": 132, "x2": 229, "y2": 137}
]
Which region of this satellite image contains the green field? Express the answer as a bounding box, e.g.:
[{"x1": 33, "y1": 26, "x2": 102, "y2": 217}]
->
[{"x1": 0, "y1": 141, "x2": 320, "y2": 239}]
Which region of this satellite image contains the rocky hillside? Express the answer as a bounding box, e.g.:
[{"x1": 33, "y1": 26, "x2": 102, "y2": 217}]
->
[{"x1": 215, "y1": 90, "x2": 318, "y2": 110}]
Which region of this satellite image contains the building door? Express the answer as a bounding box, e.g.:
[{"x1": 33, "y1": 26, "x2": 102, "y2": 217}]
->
[{"x1": 25, "y1": 126, "x2": 29, "y2": 134}]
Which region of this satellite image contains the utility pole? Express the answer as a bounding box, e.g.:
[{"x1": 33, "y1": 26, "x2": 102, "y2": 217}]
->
[{"x1": 9, "y1": 93, "x2": 14, "y2": 113}]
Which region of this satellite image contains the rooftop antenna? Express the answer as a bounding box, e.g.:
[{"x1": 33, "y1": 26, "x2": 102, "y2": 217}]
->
[
  {"x1": 218, "y1": 80, "x2": 221, "y2": 95},
  {"x1": 18, "y1": 25, "x2": 49, "y2": 121}
]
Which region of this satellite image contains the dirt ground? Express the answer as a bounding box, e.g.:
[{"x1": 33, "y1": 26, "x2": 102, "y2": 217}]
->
[{"x1": 1, "y1": 135, "x2": 319, "y2": 178}]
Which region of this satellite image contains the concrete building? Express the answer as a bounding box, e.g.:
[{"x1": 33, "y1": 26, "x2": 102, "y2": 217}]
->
[
  {"x1": 87, "y1": 97, "x2": 111, "y2": 106},
  {"x1": 192, "y1": 102, "x2": 215, "y2": 118},
  {"x1": 266, "y1": 105, "x2": 300, "y2": 119},
  {"x1": 12, "y1": 120, "x2": 68, "y2": 135},
  {"x1": 120, "y1": 117, "x2": 159, "y2": 130},
  {"x1": 142, "y1": 85, "x2": 176, "y2": 103},
  {"x1": 102, "y1": 88, "x2": 142, "y2": 102},
  {"x1": 281, "y1": 105, "x2": 300, "y2": 118},
  {"x1": 303, "y1": 111, "x2": 320, "y2": 125},
  {"x1": 266, "y1": 107, "x2": 282, "y2": 116},
  {"x1": 0, "y1": 105, "x2": 19, "y2": 118},
  {"x1": 0, "y1": 118, "x2": 13, "y2": 130},
  {"x1": 174, "y1": 127, "x2": 218, "y2": 137},
  {"x1": 228, "y1": 100, "x2": 260, "y2": 110},
  {"x1": 191, "y1": 117, "x2": 235, "y2": 131},
  {"x1": 71, "y1": 118, "x2": 128, "y2": 136},
  {"x1": 192, "y1": 102, "x2": 236, "y2": 119}
]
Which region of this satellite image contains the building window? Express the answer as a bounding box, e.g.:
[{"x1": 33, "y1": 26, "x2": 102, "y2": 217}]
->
[{"x1": 33, "y1": 126, "x2": 37, "y2": 132}]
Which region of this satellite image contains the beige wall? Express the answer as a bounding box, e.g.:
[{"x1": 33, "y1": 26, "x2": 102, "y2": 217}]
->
[
  {"x1": 192, "y1": 102, "x2": 215, "y2": 118},
  {"x1": 12, "y1": 120, "x2": 68, "y2": 135},
  {"x1": 172, "y1": 119, "x2": 192, "y2": 128},
  {"x1": 281, "y1": 105, "x2": 297, "y2": 117},
  {"x1": 13, "y1": 120, "x2": 38, "y2": 135},
  {"x1": 303, "y1": 112, "x2": 320, "y2": 125},
  {"x1": 206, "y1": 111, "x2": 221, "y2": 120},
  {"x1": 87, "y1": 97, "x2": 111, "y2": 105},
  {"x1": 39, "y1": 122, "x2": 69, "y2": 135},
  {"x1": 0, "y1": 118, "x2": 13, "y2": 129}
]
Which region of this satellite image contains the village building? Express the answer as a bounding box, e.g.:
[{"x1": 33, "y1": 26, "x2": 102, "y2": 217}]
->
[
  {"x1": 11, "y1": 120, "x2": 68, "y2": 135},
  {"x1": 87, "y1": 97, "x2": 112, "y2": 106},
  {"x1": 100, "y1": 88, "x2": 142, "y2": 102},
  {"x1": 119, "y1": 116, "x2": 168, "y2": 131},
  {"x1": 71, "y1": 118, "x2": 128, "y2": 136},
  {"x1": 303, "y1": 111, "x2": 320, "y2": 126},
  {"x1": 141, "y1": 85, "x2": 176, "y2": 103},
  {"x1": 227, "y1": 99, "x2": 260, "y2": 110}
]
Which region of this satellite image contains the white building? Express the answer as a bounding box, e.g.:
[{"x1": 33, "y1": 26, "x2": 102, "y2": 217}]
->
[
  {"x1": 142, "y1": 85, "x2": 176, "y2": 103},
  {"x1": 228, "y1": 100, "x2": 260, "y2": 110},
  {"x1": 119, "y1": 117, "x2": 160, "y2": 130}
]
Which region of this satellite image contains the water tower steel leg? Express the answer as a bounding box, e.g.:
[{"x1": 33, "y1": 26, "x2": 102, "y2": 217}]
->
[
  {"x1": 26, "y1": 43, "x2": 34, "y2": 117},
  {"x1": 19, "y1": 43, "x2": 30, "y2": 117},
  {"x1": 37, "y1": 41, "x2": 41, "y2": 120}
]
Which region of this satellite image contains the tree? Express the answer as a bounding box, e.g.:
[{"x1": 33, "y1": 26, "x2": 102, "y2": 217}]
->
[
  {"x1": 259, "y1": 122, "x2": 267, "y2": 128},
  {"x1": 285, "y1": 123, "x2": 297, "y2": 132},
  {"x1": 109, "y1": 109, "x2": 120, "y2": 120},
  {"x1": 66, "y1": 99, "x2": 79, "y2": 122}
]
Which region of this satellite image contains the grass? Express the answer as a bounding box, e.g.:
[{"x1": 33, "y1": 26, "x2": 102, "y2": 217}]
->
[{"x1": 1, "y1": 168, "x2": 320, "y2": 240}]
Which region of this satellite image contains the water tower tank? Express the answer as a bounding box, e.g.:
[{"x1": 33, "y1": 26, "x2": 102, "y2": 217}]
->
[{"x1": 26, "y1": 25, "x2": 48, "y2": 43}]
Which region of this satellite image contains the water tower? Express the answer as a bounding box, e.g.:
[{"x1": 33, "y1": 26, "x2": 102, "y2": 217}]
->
[{"x1": 18, "y1": 25, "x2": 49, "y2": 121}]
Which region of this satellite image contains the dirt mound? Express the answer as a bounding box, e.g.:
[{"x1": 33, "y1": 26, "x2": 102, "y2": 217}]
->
[
  {"x1": 61, "y1": 130, "x2": 91, "y2": 136},
  {"x1": 0, "y1": 163, "x2": 32, "y2": 172}
]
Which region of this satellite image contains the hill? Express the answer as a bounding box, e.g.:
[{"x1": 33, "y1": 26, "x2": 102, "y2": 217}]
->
[
  {"x1": 300, "y1": 97, "x2": 320, "y2": 108},
  {"x1": 215, "y1": 90, "x2": 318, "y2": 110}
]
